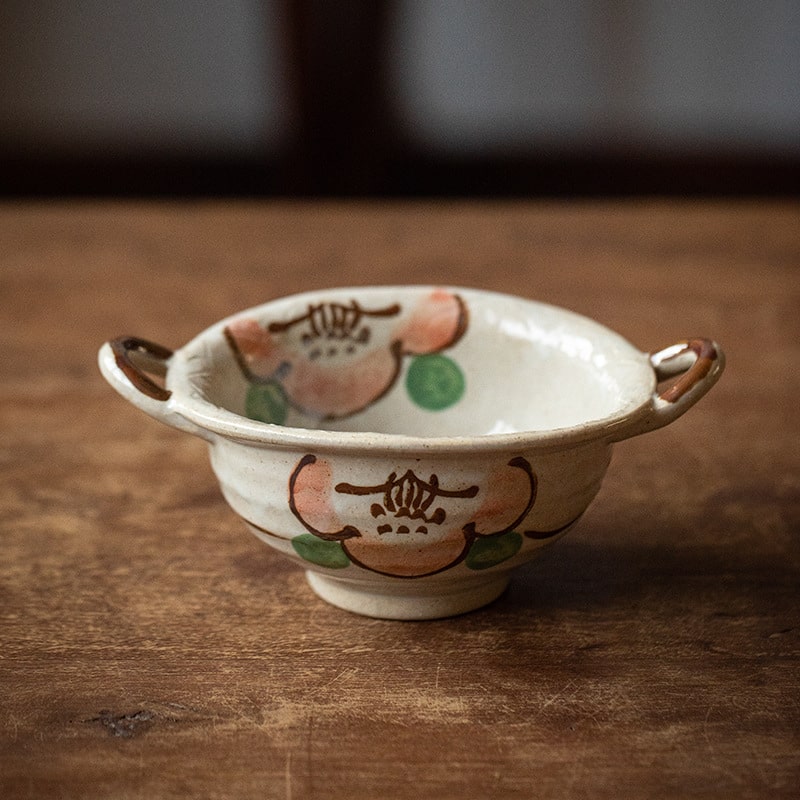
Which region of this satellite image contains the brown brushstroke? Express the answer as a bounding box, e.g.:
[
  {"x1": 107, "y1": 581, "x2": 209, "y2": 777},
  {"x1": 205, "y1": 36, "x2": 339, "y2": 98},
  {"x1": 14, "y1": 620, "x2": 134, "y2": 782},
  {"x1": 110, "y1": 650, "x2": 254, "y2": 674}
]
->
[
  {"x1": 288, "y1": 454, "x2": 360, "y2": 541},
  {"x1": 266, "y1": 299, "x2": 401, "y2": 335},
  {"x1": 288, "y1": 454, "x2": 540, "y2": 578},
  {"x1": 523, "y1": 512, "x2": 585, "y2": 540},
  {"x1": 224, "y1": 291, "x2": 468, "y2": 422},
  {"x1": 659, "y1": 338, "x2": 718, "y2": 403},
  {"x1": 110, "y1": 336, "x2": 173, "y2": 402}
]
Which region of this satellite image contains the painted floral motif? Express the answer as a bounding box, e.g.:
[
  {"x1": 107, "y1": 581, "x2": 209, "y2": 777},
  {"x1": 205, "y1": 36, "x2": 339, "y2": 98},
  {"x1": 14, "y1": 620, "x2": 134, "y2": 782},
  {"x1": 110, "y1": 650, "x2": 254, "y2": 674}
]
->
[
  {"x1": 287, "y1": 454, "x2": 540, "y2": 578},
  {"x1": 224, "y1": 289, "x2": 467, "y2": 421}
]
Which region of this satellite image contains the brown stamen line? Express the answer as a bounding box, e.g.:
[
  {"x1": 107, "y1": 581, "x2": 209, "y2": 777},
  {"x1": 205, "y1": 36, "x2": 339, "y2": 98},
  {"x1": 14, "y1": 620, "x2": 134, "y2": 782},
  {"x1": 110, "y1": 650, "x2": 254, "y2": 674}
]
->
[
  {"x1": 267, "y1": 300, "x2": 401, "y2": 336},
  {"x1": 336, "y1": 471, "x2": 479, "y2": 501},
  {"x1": 336, "y1": 470, "x2": 479, "y2": 525}
]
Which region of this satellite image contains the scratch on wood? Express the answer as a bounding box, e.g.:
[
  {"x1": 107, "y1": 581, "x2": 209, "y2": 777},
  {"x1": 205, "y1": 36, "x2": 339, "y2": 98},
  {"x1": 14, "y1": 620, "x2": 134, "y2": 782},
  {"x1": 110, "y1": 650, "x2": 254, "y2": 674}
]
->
[
  {"x1": 88, "y1": 709, "x2": 155, "y2": 738},
  {"x1": 541, "y1": 679, "x2": 577, "y2": 709},
  {"x1": 323, "y1": 666, "x2": 359, "y2": 688},
  {"x1": 84, "y1": 702, "x2": 208, "y2": 738},
  {"x1": 285, "y1": 749, "x2": 292, "y2": 800},
  {"x1": 6, "y1": 713, "x2": 20, "y2": 741},
  {"x1": 306, "y1": 713, "x2": 315, "y2": 798},
  {"x1": 703, "y1": 703, "x2": 715, "y2": 746}
]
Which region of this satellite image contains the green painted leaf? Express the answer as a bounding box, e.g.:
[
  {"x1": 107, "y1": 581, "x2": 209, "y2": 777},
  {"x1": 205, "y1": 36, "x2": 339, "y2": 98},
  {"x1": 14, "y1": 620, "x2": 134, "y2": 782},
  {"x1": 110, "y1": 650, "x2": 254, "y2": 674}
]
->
[
  {"x1": 406, "y1": 354, "x2": 465, "y2": 411},
  {"x1": 245, "y1": 381, "x2": 288, "y2": 425},
  {"x1": 291, "y1": 534, "x2": 351, "y2": 569},
  {"x1": 465, "y1": 532, "x2": 522, "y2": 570}
]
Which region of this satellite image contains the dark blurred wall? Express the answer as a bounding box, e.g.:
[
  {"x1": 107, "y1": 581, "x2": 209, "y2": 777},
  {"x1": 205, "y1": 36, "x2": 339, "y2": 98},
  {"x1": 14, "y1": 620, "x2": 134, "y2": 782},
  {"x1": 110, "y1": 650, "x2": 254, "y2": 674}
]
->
[{"x1": 0, "y1": 1, "x2": 798, "y2": 196}]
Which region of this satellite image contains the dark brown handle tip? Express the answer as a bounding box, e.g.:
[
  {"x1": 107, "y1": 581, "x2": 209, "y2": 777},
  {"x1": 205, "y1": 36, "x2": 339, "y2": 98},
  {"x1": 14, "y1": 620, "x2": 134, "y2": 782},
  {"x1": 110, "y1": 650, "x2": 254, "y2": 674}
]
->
[
  {"x1": 110, "y1": 336, "x2": 173, "y2": 402},
  {"x1": 657, "y1": 338, "x2": 718, "y2": 403}
]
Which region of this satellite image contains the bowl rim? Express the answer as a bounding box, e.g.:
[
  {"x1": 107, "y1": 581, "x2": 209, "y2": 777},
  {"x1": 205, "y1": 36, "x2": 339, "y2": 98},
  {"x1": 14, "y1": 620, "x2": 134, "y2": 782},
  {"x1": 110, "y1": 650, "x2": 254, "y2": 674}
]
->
[{"x1": 166, "y1": 285, "x2": 656, "y2": 453}]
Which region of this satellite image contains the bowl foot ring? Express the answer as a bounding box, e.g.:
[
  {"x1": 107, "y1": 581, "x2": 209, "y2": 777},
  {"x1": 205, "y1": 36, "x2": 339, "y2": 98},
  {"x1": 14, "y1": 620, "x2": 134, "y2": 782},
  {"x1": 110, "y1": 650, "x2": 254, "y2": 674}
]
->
[{"x1": 305, "y1": 571, "x2": 510, "y2": 620}]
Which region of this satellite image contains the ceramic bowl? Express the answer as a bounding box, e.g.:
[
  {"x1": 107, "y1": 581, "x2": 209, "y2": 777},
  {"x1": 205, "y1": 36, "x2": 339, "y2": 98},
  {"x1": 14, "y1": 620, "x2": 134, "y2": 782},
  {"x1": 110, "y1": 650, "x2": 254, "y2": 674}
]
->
[{"x1": 98, "y1": 286, "x2": 724, "y2": 619}]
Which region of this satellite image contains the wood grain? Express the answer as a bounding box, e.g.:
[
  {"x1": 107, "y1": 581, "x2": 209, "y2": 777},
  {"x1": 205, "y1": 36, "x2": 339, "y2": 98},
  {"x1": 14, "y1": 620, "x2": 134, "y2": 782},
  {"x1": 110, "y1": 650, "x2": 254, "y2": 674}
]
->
[{"x1": 1, "y1": 201, "x2": 798, "y2": 799}]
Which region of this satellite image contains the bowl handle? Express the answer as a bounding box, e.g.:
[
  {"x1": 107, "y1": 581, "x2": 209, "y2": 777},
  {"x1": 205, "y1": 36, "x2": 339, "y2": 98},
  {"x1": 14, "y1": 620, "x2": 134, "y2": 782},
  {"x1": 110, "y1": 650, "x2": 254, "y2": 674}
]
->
[
  {"x1": 610, "y1": 338, "x2": 725, "y2": 442},
  {"x1": 98, "y1": 336, "x2": 215, "y2": 442}
]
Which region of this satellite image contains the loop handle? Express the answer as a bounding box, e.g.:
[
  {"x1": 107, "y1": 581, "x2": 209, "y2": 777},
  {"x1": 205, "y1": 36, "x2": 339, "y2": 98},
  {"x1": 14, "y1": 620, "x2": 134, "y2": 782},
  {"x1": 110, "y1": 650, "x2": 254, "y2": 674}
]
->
[
  {"x1": 609, "y1": 337, "x2": 724, "y2": 442},
  {"x1": 651, "y1": 338, "x2": 719, "y2": 403},
  {"x1": 98, "y1": 336, "x2": 215, "y2": 442},
  {"x1": 110, "y1": 336, "x2": 173, "y2": 401}
]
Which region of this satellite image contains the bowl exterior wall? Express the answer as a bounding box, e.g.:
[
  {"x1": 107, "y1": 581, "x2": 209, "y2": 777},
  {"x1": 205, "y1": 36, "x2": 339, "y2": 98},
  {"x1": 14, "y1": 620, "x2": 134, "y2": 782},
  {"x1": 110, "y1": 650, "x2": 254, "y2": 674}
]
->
[{"x1": 208, "y1": 437, "x2": 611, "y2": 599}]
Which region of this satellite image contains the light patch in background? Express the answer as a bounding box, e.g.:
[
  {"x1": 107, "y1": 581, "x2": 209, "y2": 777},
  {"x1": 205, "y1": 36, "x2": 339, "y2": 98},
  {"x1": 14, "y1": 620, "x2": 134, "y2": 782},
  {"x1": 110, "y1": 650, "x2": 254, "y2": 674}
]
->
[
  {"x1": 387, "y1": 0, "x2": 800, "y2": 156},
  {"x1": 0, "y1": 0, "x2": 290, "y2": 157}
]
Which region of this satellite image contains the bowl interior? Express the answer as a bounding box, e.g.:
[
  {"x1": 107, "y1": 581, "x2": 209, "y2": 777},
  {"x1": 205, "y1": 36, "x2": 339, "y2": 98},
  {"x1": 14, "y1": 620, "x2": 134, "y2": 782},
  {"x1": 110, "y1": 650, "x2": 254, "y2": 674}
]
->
[{"x1": 180, "y1": 287, "x2": 653, "y2": 438}]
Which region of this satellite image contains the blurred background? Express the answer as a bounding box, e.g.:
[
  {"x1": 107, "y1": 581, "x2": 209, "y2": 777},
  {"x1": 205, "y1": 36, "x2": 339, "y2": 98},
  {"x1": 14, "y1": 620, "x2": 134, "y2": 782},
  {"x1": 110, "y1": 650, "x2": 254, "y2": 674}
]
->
[{"x1": 1, "y1": 0, "x2": 798, "y2": 197}]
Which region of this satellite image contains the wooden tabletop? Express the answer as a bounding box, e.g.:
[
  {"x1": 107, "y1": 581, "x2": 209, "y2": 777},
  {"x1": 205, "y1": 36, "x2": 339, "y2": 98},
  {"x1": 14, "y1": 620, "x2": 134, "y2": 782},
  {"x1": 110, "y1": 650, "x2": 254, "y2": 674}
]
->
[{"x1": 2, "y1": 201, "x2": 798, "y2": 798}]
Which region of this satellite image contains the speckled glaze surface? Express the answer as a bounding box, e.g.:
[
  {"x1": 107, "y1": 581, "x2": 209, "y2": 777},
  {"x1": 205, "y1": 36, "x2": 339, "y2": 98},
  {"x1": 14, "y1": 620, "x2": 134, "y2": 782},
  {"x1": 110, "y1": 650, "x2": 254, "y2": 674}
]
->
[{"x1": 98, "y1": 286, "x2": 725, "y2": 619}]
